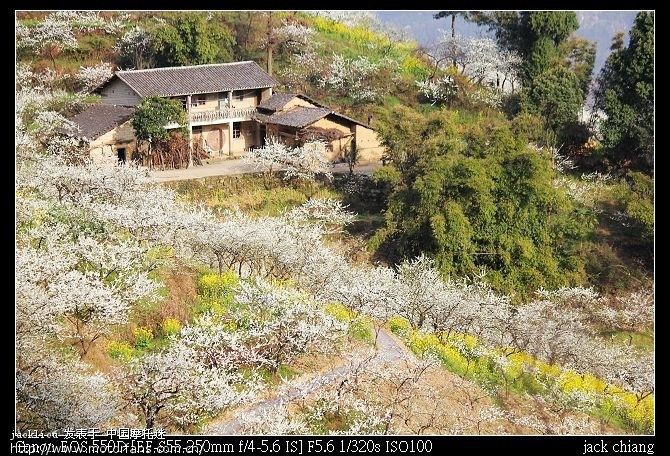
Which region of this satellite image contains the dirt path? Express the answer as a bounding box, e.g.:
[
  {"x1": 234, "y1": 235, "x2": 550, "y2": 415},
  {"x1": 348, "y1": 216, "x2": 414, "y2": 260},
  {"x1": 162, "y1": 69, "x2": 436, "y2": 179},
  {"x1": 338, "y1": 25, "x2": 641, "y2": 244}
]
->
[
  {"x1": 149, "y1": 159, "x2": 381, "y2": 183},
  {"x1": 205, "y1": 329, "x2": 411, "y2": 435}
]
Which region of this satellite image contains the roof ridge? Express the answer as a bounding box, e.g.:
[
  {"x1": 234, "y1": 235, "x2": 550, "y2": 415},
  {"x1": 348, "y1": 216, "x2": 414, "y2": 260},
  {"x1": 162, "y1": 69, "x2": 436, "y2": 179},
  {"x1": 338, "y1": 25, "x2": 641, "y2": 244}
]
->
[
  {"x1": 116, "y1": 61, "x2": 256, "y2": 75},
  {"x1": 286, "y1": 105, "x2": 329, "y2": 109}
]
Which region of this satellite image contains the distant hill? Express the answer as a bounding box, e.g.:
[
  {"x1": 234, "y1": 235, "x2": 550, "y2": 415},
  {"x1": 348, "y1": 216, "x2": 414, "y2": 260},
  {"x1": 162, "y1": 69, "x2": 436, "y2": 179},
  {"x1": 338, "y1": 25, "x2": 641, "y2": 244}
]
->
[{"x1": 376, "y1": 10, "x2": 638, "y2": 74}]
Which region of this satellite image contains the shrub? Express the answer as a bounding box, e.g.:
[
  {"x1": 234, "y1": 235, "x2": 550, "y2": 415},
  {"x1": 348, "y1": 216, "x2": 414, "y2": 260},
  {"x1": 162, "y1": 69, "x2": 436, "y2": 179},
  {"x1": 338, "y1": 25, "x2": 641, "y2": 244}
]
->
[
  {"x1": 133, "y1": 326, "x2": 154, "y2": 349},
  {"x1": 161, "y1": 318, "x2": 182, "y2": 337},
  {"x1": 373, "y1": 107, "x2": 593, "y2": 299},
  {"x1": 511, "y1": 112, "x2": 545, "y2": 143},
  {"x1": 620, "y1": 171, "x2": 654, "y2": 245},
  {"x1": 196, "y1": 271, "x2": 239, "y2": 314},
  {"x1": 107, "y1": 341, "x2": 134, "y2": 361}
]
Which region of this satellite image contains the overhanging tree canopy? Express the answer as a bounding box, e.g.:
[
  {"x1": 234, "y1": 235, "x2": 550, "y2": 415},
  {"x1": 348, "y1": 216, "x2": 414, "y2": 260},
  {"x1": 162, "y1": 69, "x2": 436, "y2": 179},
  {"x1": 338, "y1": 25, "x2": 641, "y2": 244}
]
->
[{"x1": 131, "y1": 96, "x2": 187, "y2": 147}]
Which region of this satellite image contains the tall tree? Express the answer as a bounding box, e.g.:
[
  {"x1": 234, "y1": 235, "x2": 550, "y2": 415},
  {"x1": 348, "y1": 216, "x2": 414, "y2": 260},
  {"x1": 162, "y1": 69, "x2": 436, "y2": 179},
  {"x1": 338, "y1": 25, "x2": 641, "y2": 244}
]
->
[
  {"x1": 473, "y1": 11, "x2": 588, "y2": 144},
  {"x1": 560, "y1": 36, "x2": 596, "y2": 95},
  {"x1": 595, "y1": 12, "x2": 654, "y2": 171},
  {"x1": 434, "y1": 11, "x2": 472, "y2": 37},
  {"x1": 229, "y1": 11, "x2": 262, "y2": 59},
  {"x1": 523, "y1": 65, "x2": 584, "y2": 145},
  {"x1": 434, "y1": 11, "x2": 471, "y2": 67},
  {"x1": 524, "y1": 11, "x2": 580, "y2": 84},
  {"x1": 152, "y1": 13, "x2": 235, "y2": 67},
  {"x1": 261, "y1": 12, "x2": 314, "y2": 76},
  {"x1": 471, "y1": 11, "x2": 579, "y2": 87}
]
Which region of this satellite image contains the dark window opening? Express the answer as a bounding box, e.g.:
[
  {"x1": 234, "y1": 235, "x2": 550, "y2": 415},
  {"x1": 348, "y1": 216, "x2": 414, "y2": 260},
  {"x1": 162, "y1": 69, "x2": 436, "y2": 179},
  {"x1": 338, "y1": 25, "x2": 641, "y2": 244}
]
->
[
  {"x1": 191, "y1": 95, "x2": 206, "y2": 107},
  {"x1": 117, "y1": 148, "x2": 126, "y2": 163},
  {"x1": 259, "y1": 125, "x2": 266, "y2": 145},
  {"x1": 192, "y1": 126, "x2": 203, "y2": 134},
  {"x1": 232, "y1": 122, "x2": 241, "y2": 139}
]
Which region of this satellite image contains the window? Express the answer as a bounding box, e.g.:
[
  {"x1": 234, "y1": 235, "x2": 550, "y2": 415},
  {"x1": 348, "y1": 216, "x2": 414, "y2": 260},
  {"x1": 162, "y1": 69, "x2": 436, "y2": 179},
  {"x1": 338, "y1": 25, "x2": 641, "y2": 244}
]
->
[
  {"x1": 218, "y1": 92, "x2": 229, "y2": 108},
  {"x1": 236, "y1": 91, "x2": 244, "y2": 102},
  {"x1": 191, "y1": 95, "x2": 206, "y2": 107},
  {"x1": 232, "y1": 122, "x2": 241, "y2": 139},
  {"x1": 192, "y1": 126, "x2": 202, "y2": 134}
]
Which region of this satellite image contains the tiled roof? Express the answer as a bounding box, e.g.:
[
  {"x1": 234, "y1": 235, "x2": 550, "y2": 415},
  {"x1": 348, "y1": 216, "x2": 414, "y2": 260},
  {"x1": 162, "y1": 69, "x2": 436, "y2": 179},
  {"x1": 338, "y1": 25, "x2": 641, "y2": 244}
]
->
[
  {"x1": 67, "y1": 104, "x2": 135, "y2": 139},
  {"x1": 254, "y1": 107, "x2": 333, "y2": 128},
  {"x1": 255, "y1": 106, "x2": 371, "y2": 130},
  {"x1": 257, "y1": 92, "x2": 328, "y2": 112},
  {"x1": 113, "y1": 61, "x2": 277, "y2": 97},
  {"x1": 257, "y1": 92, "x2": 298, "y2": 112},
  {"x1": 294, "y1": 93, "x2": 328, "y2": 109},
  {"x1": 329, "y1": 110, "x2": 369, "y2": 128}
]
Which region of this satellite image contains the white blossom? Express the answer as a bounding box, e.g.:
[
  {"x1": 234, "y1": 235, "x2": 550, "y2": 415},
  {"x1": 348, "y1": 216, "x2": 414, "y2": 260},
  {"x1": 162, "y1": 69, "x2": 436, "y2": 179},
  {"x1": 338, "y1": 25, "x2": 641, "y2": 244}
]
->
[
  {"x1": 311, "y1": 11, "x2": 379, "y2": 29},
  {"x1": 115, "y1": 26, "x2": 153, "y2": 69},
  {"x1": 244, "y1": 137, "x2": 333, "y2": 181},
  {"x1": 421, "y1": 33, "x2": 521, "y2": 99},
  {"x1": 238, "y1": 404, "x2": 309, "y2": 434},
  {"x1": 319, "y1": 53, "x2": 397, "y2": 103},
  {"x1": 278, "y1": 49, "x2": 328, "y2": 92},
  {"x1": 76, "y1": 63, "x2": 113, "y2": 93},
  {"x1": 234, "y1": 278, "x2": 347, "y2": 368},
  {"x1": 117, "y1": 341, "x2": 252, "y2": 429},
  {"x1": 273, "y1": 21, "x2": 315, "y2": 51},
  {"x1": 16, "y1": 222, "x2": 159, "y2": 355},
  {"x1": 51, "y1": 11, "x2": 127, "y2": 34},
  {"x1": 25, "y1": 15, "x2": 78, "y2": 54},
  {"x1": 285, "y1": 198, "x2": 355, "y2": 234},
  {"x1": 16, "y1": 351, "x2": 119, "y2": 432},
  {"x1": 416, "y1": 76, "x2": 457, "y2": 104}
]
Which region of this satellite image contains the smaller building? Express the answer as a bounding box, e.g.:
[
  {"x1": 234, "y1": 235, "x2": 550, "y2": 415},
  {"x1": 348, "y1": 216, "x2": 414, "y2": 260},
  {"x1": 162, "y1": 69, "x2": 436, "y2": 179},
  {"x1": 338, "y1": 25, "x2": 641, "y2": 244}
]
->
[
  {"x1": 254, "y1": 93, "x2": 384, "y2": 163},
  {"x1": 67, "y1": 104, "x2": 137, "y2": 163}
]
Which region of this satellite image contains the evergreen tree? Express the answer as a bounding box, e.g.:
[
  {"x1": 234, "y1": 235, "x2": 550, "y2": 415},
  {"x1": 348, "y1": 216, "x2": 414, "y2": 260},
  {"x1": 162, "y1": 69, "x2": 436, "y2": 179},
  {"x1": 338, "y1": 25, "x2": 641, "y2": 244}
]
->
[
  {"x1": 595, "y1": 12, "x2": 654, "y2": 171},
  {"x1": 471, "y1": 11, "x2": 579, "y2": 87}
]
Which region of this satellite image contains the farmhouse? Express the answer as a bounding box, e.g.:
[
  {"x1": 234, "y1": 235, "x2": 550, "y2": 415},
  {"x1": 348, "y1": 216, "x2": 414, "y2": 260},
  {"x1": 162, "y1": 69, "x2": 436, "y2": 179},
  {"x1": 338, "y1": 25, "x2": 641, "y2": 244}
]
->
[
  {"x1": 66, "y1": 104, "x2": 136, "y2": 163},
  {"x1": 70, "y1": 61, "x2": 384, "y2": 165},
  {"x1": 254, "y1": 93, "x2": 384, "y2": 162}
]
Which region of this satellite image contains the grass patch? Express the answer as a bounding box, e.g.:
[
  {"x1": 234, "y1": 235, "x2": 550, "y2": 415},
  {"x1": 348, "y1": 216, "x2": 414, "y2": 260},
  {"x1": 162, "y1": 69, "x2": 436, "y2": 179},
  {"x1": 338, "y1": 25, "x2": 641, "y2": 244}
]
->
[
  {"x1": 383, "y1": 95, "x2": 401, "y2": 109},
  {"x1": 277, "y1": 364, "x2": 298, "y2": 381},
  {"x1": 324, "y1": 303, "x2": 375, "y2": 344},
  {"x1": 602, "y1": 330, "x2": 654, "y2": 352},
  {"x1": 240, "y1": 364, "x2": 298, "y2": 386},
  {"x1": 164, "y1": 174, "x2": 342, "y2": 217}
]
